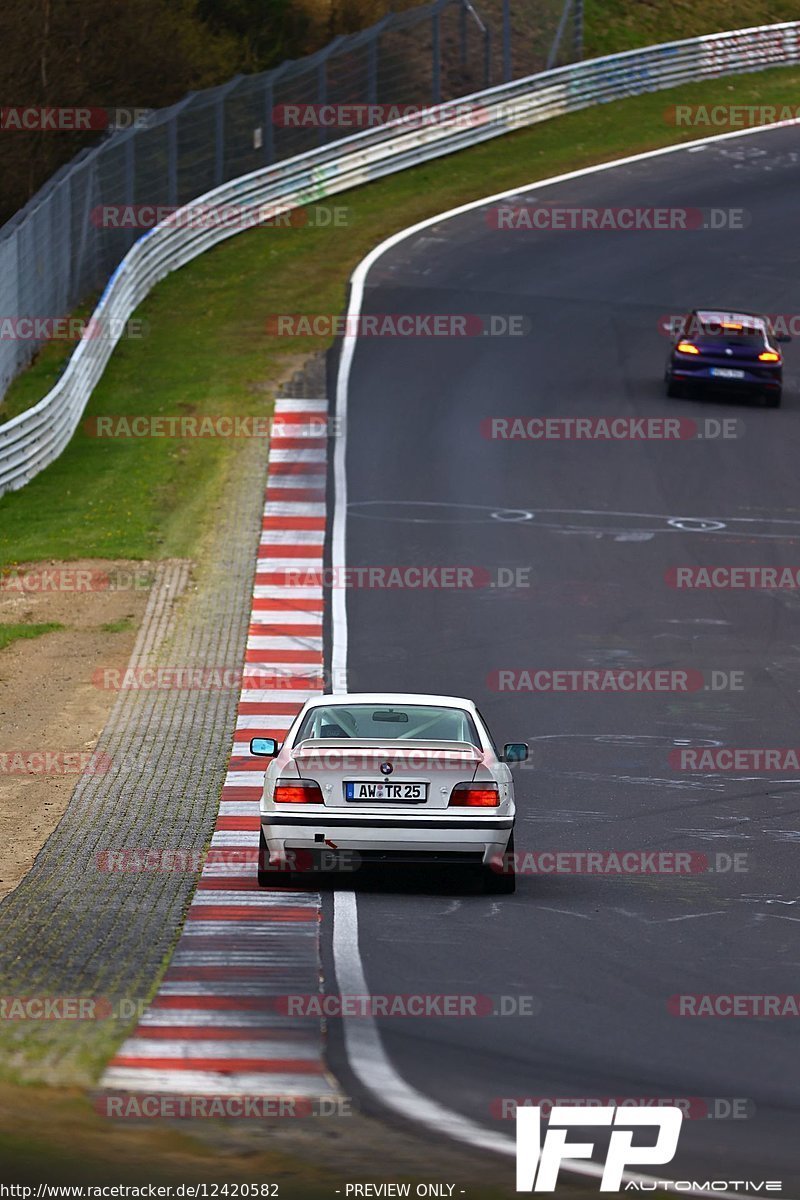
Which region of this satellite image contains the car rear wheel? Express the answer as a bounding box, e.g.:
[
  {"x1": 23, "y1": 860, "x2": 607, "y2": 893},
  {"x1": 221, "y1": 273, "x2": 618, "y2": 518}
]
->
[
  {"x1": 482, "y1": 832, "x2": 516, "y2": 894},
  {"x1": 666, "y1": 377, "x2": 685, "y2": 399},
  {"x1": 258, "y1": 827, "x2": 293, "y2": 886},
  {"x1": 764, "y1": 392, "x2": 782, "y2": 408}
]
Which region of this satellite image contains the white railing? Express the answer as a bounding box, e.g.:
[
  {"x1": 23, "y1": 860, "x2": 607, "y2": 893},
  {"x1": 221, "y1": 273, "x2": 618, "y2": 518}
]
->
[{"x1": 1, "y1": 21, "x2": 798, "y2": 495}]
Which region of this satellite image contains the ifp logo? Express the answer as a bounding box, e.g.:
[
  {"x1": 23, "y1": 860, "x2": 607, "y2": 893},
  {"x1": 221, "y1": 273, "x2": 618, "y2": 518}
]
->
[{"x1": 516, "y1": 1105, "x2": 684, "y2": 1191}]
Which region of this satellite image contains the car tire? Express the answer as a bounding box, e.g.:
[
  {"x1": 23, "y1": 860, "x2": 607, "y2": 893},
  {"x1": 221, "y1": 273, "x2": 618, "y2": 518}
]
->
[
  {"x1": 666, "y1": 378, "x2": 684, "y2": 399},
  {"x1": 482, "y1": 832, "x2": 516, "y2": 894},
  {"x1": 258, "y1": 827, "x2": 292, "y2": 887},
  {"x1": 765, "y1": 392, "x2": 782, "y2": 408}
]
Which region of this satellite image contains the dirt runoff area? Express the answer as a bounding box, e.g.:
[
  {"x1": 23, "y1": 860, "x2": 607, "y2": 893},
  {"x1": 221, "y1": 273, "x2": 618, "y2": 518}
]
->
[{"x1": 0, "y1": 561, "x2": 155, "y2": 899}]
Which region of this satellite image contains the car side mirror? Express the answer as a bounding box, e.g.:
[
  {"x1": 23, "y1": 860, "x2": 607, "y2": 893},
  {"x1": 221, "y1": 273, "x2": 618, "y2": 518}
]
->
[
  {"x1": 502, "y1": 742, "x2": 528, "y2": 763},
  {"x1": 776, "y1": 332, "x2": 792, "y2": 344},
  {"x1": 250, "y1": 737, "x2": 279, "y2": 757}
]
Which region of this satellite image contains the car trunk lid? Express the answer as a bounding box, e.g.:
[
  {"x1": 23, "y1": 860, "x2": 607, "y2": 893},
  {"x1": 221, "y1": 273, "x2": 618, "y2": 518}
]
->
[{"x1": 291, "y1": 738, "x2": 487, "y2": 810}]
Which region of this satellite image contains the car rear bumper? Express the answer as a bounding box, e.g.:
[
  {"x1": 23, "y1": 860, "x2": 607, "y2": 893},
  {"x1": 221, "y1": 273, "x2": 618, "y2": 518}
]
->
[
  {"x1": 669, "y1": 366, "x2": 781, "y2": 392},
  {"x1": 262, "y1": 812, "x2": 514, "y2": 867}
]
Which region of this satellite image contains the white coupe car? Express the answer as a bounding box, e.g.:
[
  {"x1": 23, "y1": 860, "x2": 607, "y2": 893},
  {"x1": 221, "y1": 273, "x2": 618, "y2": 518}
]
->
[{"x1": 250, "y1": 692, "x2": 527, "y2": 893}]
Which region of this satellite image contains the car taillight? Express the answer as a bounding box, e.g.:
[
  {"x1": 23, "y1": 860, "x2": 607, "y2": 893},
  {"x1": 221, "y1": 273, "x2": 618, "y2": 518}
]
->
[
  {"x1": 274, "y1": 779, "x2": 323, "y2": 804},
  {"x1": 448, "y1": 782, "x2": 499, "y2": 807},
  {"x1": 676, "y1": 341, "x2": 700, "y2": 355},
  {"x1": 758, "y1": 349, "x2": 780, "y2": 363}
]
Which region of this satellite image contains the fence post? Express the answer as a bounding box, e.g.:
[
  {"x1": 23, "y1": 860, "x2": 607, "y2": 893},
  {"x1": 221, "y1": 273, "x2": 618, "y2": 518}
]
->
[
  {"x1": 317, "y1": 58, "x2": 328, "y2": 146},
  {"x1": 263, "y1": 63, "x2": 293, "y2": 168},
  {"x1": 214, "y1": 76, "x2": 242, "y2": 188},
  {"x1": 62, "y1": 172, "x2": 73, "y2": 310},
  {"x1": 124, "y1": 134, "x2": 136, "y2": 251},
  {"x1": 546, "y1": 0, "x2": 574, "y2": 70},
  {"x1": 214, "y1": 93, "x2": 225, "y2": 187},
  {"x1": 432, "y1": 9, "x2": 441, "y2": 103},
  {"x1": 365, "y1": 16, "x2": 393, "y2": 105},
  {"x1": 368, "y1": 33, "x2": 379, "y2": 103},
  {"x1": 73, "y1": 155, "x2": 97, "y2": 295},
  {"x1": 167, "y1": 116, "x2": 178, "y2": 208},
  {"x1": 264, "y1": 82, "x2": 275, "y2": 165},
  {"x1": 573, "y1": 0, "x2": 584, "y2": 59},
  {"x1": 163, "y1": 94, "x2": 194, "y2": 210},
  {"x1": 503, "y1": 0, "x2": 511, "y2": 81}
]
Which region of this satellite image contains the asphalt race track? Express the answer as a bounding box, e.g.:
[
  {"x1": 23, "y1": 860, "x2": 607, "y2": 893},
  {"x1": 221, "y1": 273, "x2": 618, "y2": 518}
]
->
[{"x1": 324, "y1": 124, "x2": 800, "y2": 1188}]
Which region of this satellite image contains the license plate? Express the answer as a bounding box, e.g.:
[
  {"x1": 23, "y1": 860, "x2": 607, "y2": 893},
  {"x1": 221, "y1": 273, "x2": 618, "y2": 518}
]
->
[
  {"x1": 710, "y1": 367, "x2": 745, "y2": 379},
  {"x1": 345, "y1": 781, "x2": 428, "y2": 802}
]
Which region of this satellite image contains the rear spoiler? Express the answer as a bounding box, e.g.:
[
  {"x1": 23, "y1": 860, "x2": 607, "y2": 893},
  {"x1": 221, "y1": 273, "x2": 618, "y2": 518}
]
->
[{"x1": 293, "y1": 738, "x2": 486, "y2": 768}]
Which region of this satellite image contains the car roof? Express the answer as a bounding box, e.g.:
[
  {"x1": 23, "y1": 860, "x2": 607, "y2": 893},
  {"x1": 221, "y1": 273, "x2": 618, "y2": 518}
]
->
[
  {"x1": 303, "y1": 692, "x2": 478, "y2": 711},
  {"x1": 693, "y1": 309, "x2": 768, "y2": 330}
]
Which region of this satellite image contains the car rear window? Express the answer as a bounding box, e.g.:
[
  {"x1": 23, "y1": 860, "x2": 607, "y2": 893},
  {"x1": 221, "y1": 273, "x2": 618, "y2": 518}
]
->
[{"x1": 294, "y1": 704, "x2": 481, "y2": 745}]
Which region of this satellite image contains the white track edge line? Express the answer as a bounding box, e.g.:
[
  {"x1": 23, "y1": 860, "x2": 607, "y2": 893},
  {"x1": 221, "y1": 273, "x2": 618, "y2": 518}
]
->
[{"x1": 329, "y1": 121, "x2": 800, "y2": 1196}]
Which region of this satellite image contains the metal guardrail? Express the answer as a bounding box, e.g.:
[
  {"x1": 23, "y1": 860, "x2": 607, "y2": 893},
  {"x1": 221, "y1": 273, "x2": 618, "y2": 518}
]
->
[
  {"x1": 0, "y1": 0, "x2": 573, "y2": 406},
  {"x1": 1, "y1": 21, "x2": 799, "y2": 496}
]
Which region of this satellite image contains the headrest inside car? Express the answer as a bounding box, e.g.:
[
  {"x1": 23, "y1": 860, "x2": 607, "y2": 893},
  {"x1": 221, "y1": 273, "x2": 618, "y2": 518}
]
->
[{"x1": 320, "y1": 723, "x2": 348, "y2": 738}]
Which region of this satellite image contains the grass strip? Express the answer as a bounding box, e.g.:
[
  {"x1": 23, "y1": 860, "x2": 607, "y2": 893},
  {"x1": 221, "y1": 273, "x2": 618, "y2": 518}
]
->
[{"x1": 0, "y1": 622, "x2": 63, "y2": 652}]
